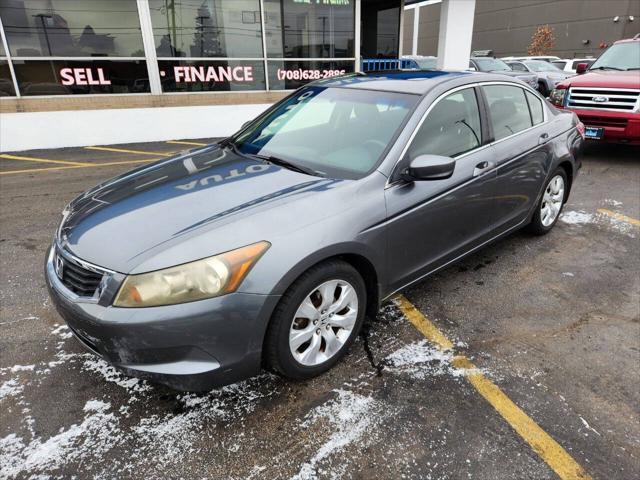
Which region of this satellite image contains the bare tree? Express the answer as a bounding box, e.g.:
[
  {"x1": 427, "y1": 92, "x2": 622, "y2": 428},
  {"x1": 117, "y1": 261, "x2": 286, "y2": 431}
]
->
[{"x1": 528, "y1": 25, "x2": 556, "y2": 56}]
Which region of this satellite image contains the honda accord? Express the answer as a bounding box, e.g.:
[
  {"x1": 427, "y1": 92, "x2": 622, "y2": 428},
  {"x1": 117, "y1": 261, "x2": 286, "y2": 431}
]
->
[{"x1": 46, "y1": 71, "x2": 584, "y2": 391}]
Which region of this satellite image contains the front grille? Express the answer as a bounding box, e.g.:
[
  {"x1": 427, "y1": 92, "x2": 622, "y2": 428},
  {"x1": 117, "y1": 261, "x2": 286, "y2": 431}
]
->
[
  {"x1": 55, "y1": 251, "x2": 104, "y2": 297},
  {"x1": 580, "y1": 116, "x2": 628, "y2": 128},
  {"x1": 568, "y1": 87, "x2": 640, "y2": 111}
]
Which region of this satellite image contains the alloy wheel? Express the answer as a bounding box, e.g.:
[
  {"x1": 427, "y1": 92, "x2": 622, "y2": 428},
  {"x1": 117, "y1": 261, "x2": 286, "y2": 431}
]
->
[
  {"x1": 289, "y1": 279, "x2": 359, "y2": 366},
  {"x1": 541, "y1": 174, "x2": 565, "y2": 227}
]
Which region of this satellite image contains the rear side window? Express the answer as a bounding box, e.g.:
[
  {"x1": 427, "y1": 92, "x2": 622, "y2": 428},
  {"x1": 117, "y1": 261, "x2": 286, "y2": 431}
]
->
[
  {"x1": 407, "y1": 88, "x2": 482, "y2": 159},
  {"x1": 510, "y1": 62, "x2": 527, "y2": 72},
  {"x1": 483, "y1": 85, "x2": 533, "y2": 140},
  {"x1": 552, "y1": 61, "x2": 567, "y2": 69},
  {"x1": 525, "y1": 91, "x2": 544, "y2": 125}
]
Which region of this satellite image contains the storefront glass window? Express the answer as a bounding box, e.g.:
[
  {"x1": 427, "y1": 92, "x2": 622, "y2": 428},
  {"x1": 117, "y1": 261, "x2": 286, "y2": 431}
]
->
[
  {"x1": 12, "y1": 60, "x2": 150, "y2": 95},
  {"x1": 0, "y1": 0, "x2": 145, "y2": 57},
  {"x1": 0, "y1": 60, "x2": 16, "y2": 96},
  {"x1": 264, "y1": 0, "x2": 354, "y2": 58},
  {"x1": 149, "y1": 0, "x2": 263, "y2": 58},
  {"x1": 267, "y1": 59, "x2": 353, "y2": 90},
  {"x1": 158, "y1": 59, "x2": 265, "y2": 92}
]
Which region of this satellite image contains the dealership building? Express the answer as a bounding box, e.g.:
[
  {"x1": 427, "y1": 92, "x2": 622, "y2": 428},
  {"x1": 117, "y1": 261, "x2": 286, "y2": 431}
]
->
[
  {"x1": 1, "y1": 0, "x2": 638, "y2": 152},
  {"x1": 0, "y1": 0, "x2": 410, "y2": 151}
]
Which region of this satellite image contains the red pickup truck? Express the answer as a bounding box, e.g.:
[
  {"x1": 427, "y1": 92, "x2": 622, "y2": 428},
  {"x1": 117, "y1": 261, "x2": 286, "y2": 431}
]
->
[{"x1": 548, "y1": 36, "x2": 640, "y2": 145}]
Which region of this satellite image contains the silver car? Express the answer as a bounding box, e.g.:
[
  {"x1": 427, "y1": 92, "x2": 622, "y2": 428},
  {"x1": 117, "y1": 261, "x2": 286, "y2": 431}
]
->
[
  {"x1": 46, "y1": 72, "x2": 584, "y2": 391},
  {"x1": 506, "y1": 60, "x2": 574, "y2": 96}
]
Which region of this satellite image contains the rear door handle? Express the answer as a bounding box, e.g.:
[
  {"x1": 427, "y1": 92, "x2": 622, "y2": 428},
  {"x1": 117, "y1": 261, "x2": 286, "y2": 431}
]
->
[
  {"x1": 473, "y1": 160, "x2": 495, "y2": 177},
  {"x1": 539, "y1": 133, "x2": 550, "y2": 144}
]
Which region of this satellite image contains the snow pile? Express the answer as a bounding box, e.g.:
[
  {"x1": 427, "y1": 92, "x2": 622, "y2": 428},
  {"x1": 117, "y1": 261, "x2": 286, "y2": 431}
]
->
[
  {"x1": 292, "y1": 389, "x2": 380, "y2": 480},
  {"x1": 0, "y1": 379, "x2": 24, "y2": 401},
  {"x1": 131, "y1": 375, "x2": 278, "y2": 468},
  {"x1": 0, "y1": 400, "x2": 117, "y2": 478},
  {"x1": 385, "y1": 340, "x2": 477, "y2": 380},
  {"x1": 82, "y1": 357, "x2": 151, "y2": 394},
  {"x1": 560, "y1": 210, "x2": 594, "y2": 225}
]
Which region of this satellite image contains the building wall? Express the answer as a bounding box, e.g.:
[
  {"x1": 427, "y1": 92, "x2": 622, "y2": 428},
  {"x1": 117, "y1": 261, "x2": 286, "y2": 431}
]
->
[{"x1": 405, "y1": 0, "x2": 640, "y2": 58}]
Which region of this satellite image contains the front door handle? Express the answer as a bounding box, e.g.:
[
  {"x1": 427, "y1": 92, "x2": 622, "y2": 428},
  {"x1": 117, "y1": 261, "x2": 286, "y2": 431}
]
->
[
  {"x1": 539, "y1": 132, "x2": 550, "y2": 144},
  {"x1": 473, "y1": 160, "x2": 495, "y2": 177}
]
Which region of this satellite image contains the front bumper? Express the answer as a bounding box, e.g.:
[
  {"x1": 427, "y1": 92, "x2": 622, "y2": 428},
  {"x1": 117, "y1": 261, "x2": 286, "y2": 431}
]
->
[
  {"x1": 563, "y1": 108, "x2": 640, "y2": 145},
  {"x1": 45, "y1": 246, "x2": 280, "y2": 391}
]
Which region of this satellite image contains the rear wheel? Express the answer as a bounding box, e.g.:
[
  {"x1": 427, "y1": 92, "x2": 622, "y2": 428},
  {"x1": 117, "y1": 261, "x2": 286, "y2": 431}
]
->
[
  {"x1": 527, "y1": 168, "x2": 567, "y2": 235},
  {"x1": 264, "y1": 261, "x2": 366, "y2": 380}
]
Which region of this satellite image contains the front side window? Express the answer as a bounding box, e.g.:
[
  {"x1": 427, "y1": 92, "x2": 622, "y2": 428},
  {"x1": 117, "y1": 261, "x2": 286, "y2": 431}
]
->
[
  {"x1": 552, "y1": 61, "x2": 567, "y2": 70},
  {"x1": 234, "y1": 86, "x2": 418, "y2": 179},
  {"x1": 407, "y1": 88, "x2": 482, "y2": 159},
  {"x1": 148, "y1": 0, "x2": 263, "y2": 58},
  {"x1": 483, "y1": 85, "x2": 533, "y2": 140},
  {"x1": 509, "y1": 62, "x2": 527, "y2": 72},
  {"x1": 524, "y1": 60, "x2": 562, "y2": 72},
  {"x1": 0, "y1": 0, "x2": 144, "y2": 57}
]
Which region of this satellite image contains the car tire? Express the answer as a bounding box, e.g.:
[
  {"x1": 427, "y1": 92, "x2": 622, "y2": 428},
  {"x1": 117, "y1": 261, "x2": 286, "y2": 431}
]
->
[
  {"x1": 264, "y1": 260, "x2": 367, "y2": 380},
  {"x1": 527, "y1": 167, "x2": 567, "y2": 235},
  {"x1": 538, "y1": 81, "x2": 549, "y2": 97}
]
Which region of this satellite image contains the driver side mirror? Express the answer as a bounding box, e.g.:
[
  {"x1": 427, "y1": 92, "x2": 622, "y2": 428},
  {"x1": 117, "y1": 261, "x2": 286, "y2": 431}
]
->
[
  {"x1": 575, "y1": 62, "x2": 589, "y2": 75},
  {"x1": 401, "y1": 154, "x2": 456, "y2": 181}
]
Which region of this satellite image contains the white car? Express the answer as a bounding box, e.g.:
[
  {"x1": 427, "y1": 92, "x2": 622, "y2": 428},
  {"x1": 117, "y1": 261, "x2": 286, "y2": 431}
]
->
[
  {"x1": 550, "y1": 58, "x2": 595, "y2": 73},
  {"x1": 501, "y1": 55, "x2": 560, "y2": 63}
]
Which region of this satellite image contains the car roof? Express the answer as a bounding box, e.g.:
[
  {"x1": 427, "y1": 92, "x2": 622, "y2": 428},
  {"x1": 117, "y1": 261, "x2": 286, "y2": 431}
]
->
[
  {"x1": 614, "y1": 37, "x2": 640, "y2": 44},
  {"x1": 313, "y1": 70, "x2": 525, "y2": 96}
]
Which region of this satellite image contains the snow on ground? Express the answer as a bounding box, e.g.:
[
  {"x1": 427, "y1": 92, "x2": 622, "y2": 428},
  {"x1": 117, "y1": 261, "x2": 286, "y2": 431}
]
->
[
  {"x1": 0, "y1": 305, "x2": 478, "y2": 479},
  {"x1": 560, "y1": 208, "x2": 636, "y2": 238},
  {"x1": 560, "y1": 210, "x2": 595, "y2": 225},
  {"x1": 292, "y1": 389, "x2": 381, "y2": 480}
]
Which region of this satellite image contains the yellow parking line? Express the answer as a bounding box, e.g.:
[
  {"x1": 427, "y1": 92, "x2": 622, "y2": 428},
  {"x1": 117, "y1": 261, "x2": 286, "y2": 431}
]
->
[
  {"x1": 0, "y1": 158, "x2": 158, "y2": 175},
  {"x1": 0, "y1": 153, "x2": 92, "y2": 167},
  {"x1": 166, "y1": 140, "x2": 208, "y2": 147},
  {"x1": 597, "y1": 208, "x2": 640, "y2": 227},
  {"x1": 395, "y1": 295, "x2": 592, "y2": 480},
  {"x1": 84, "y1": 146, "x2": 174, "y2": 157}
]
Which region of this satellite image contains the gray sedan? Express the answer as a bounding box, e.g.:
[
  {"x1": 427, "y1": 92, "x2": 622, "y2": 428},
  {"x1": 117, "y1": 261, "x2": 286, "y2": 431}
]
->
[
  {"x1": 46, "y1": 72, "x2": 584, "y2": 391},
  {"x1": 506, "y1": 60, "x2": 574, "y2": 96}
]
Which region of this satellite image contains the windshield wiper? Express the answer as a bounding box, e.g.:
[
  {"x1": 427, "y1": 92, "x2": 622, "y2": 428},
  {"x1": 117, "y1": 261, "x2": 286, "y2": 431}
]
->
[
  {"x1": 590, "y1": 66, "x2": 624, "y2": 71},
  {"x1": 255, "y1": 154, "x2": 322, "y2": 177}
]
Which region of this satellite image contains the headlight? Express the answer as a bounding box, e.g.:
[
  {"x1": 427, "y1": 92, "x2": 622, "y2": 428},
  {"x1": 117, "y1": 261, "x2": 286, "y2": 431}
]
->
[
  {"x1": 549, "y1": 87, "x2": 567, "y2": 105},
  {"x1": 113, "y1": 241, "x2": 270, "y2": 307}
]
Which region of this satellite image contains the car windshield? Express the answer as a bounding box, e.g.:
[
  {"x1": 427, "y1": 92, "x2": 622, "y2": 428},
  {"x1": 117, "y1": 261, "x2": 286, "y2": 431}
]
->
[
  {"x1": 233, "y1": 86, "x2": 418, "y2": 180},
  {"x1": 590, "y1": 42, "x2": 640, "y2": 71},
  {"x1": 475, "y1": 58, "x2": 512, "y2": 72},
  {"x1": 524, "y1": 60, "x2": 563, "y2": 72}
]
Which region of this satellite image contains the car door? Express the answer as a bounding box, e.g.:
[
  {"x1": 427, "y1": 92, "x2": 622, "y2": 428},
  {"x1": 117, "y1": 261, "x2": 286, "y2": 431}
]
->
[
  {"x1": 384, "y1": 86, "x2": 498, "y2": 293},
  {"x1": 481, "y1": 83, "x2": 552, "y2": 231}
]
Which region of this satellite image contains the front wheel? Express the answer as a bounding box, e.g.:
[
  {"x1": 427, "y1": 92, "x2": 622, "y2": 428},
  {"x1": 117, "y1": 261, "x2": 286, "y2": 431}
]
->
[
  {"x1": 264, "y1": 260, "x2": 367, "y2": 380},
  {"x1": 527, "y1": 168, "x2": 567, "y2": 235}
]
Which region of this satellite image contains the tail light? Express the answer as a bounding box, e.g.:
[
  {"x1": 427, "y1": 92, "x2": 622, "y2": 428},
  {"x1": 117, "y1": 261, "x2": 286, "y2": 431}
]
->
[{"x1": 576, "y1": 121, "x2": 586, "y2": 139}]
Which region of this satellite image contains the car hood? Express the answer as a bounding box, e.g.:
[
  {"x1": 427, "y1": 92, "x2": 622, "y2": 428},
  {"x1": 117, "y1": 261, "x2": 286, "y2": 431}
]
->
[
  {"x1": 59, "y1": 144, "x2": 349, "y2": 273},
  {"x1": 556, "y1": 70, "x2": 640, "y2": 89}
]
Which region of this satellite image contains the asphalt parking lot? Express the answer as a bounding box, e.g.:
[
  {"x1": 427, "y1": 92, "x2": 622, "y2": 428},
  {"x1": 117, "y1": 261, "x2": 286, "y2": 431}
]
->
[{"x1": 0, "y1": 140, "x2": 638, "y2": 480}]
